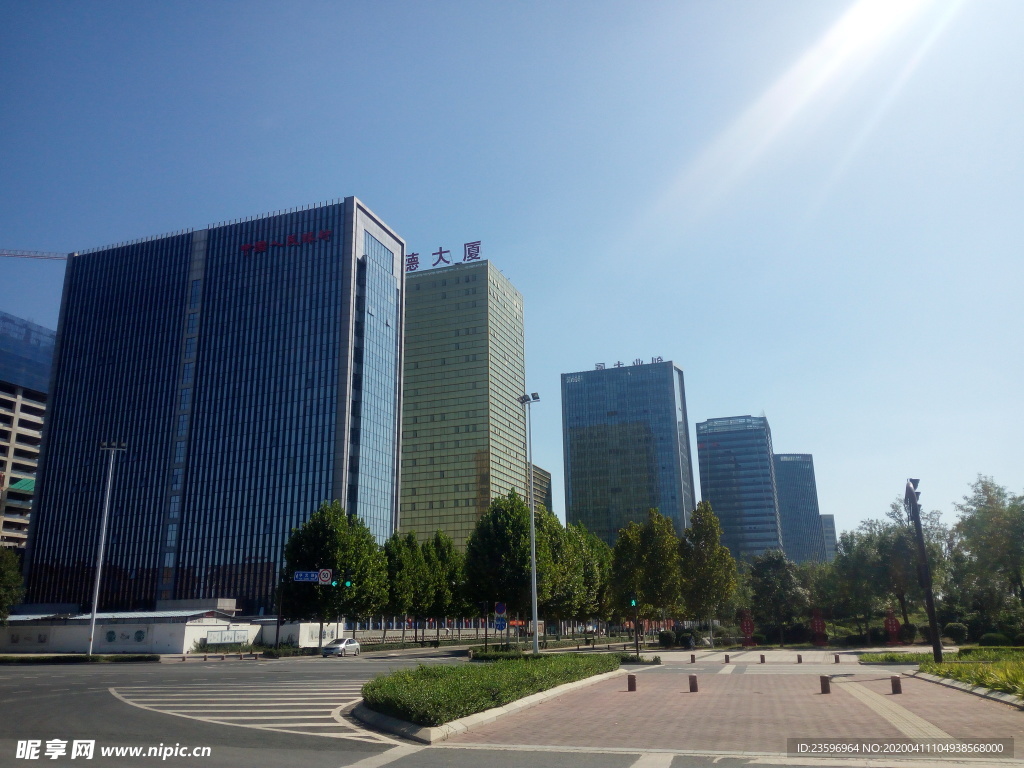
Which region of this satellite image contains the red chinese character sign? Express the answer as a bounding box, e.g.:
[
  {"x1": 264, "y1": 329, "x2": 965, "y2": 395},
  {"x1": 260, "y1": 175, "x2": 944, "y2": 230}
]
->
[
  {"x1": 740, "y1": 610, "x2": 755, "y2": 646},
  {"x1": 240, "y1": 229, "x2": 331, "y2": 254},
  {"x1": 884, "y1": 609, "x2": 901, "y2": 645},
  {"x1": 811, "y1": 609, "x2": 827, "y2": 646}
]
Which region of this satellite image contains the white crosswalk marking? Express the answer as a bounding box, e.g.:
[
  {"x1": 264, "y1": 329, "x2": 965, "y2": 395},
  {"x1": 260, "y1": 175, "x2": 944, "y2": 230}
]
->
[{"x1": 110, "y1": 681, "x2": 397, "y2": 743}]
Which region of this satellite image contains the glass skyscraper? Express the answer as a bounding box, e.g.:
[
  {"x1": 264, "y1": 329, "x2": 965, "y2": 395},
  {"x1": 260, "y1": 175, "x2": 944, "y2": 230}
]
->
[
  {"x1": 561, "y1": 361, "x2": 696, "y2": 546},
  {"x1": 25, "y1": 197, "x2": 404, "y2": 614},
  {"x1": 773, "y1": 453, "x2": 827, "y2": 564},
  {"x1": 696, "y1": 415, "x2": 783, "y2": 560},
  {"x1": 400, "y1": 260, "x2": 526, "y2": 547},
  {"x1": 821, "y1": 514, "x2": 838, "y2": 562}
]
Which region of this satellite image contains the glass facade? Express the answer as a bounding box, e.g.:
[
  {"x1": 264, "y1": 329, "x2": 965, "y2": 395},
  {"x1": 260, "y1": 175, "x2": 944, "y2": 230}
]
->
[
  {"x1": 400, "y1": 260, "x2": 526, "y2": 548},
  {"x1": 25, "y1": 197, "x2": 404, "y2": 613},
  {"x1": 696, "y1": 415, "x2": 783, "y2": 560},
  {"x1": 561, "y1": 361, "x2": 696, "y2": 546},
  {"x1": 821, "y1": 513, "x2": 837, "y2": 562},
  {"x1": 773, "y1": 453, "x2": 826, "y2": 564}
]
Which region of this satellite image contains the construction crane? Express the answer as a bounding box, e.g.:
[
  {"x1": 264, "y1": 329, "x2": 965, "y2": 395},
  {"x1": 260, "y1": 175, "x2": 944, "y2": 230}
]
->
[{"x1": 1, "y1": 249, "x2": 69, "y2": 261}]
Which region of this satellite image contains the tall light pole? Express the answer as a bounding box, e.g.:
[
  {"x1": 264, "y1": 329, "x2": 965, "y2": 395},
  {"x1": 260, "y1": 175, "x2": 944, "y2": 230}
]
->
[
  {"x1": 87, "y1": 441, "x2": 127, "y2": 656},
  {"x1": 905, "y1": 478, "x2": 942, "y2": 663},
  {"x1": 518, "y1": 392, "x2": 540, "y2": 655}
]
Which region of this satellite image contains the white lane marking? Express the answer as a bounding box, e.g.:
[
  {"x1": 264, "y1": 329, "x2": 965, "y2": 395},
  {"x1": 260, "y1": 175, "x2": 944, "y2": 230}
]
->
[
  {"x1": 629, "y1": 752, "x2": 675, "y2": 768},
  {"x1": 717, "y1": 664, "x2": 736, "y2": 674},
  {"x1": 338, "y1": 744, "x2": 424, "y2": 768}
]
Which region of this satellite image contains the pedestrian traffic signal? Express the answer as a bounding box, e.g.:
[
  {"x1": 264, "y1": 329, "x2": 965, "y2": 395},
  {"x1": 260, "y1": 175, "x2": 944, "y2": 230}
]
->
[{"x1": 630, "y1": 596, "x2": 637, "y2": 608}]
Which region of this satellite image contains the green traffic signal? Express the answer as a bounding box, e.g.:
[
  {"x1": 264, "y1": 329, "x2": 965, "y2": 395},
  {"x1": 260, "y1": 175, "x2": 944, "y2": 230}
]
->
[
  {"x1": 630, "y1": 597, "x2": 637, "y2": 607},
  {"x1": 331, "y1": 580, "x2": 338, "y2": 587},
  {"x1": 344, "y1": 580, "x2": 352, "y2": 588}
]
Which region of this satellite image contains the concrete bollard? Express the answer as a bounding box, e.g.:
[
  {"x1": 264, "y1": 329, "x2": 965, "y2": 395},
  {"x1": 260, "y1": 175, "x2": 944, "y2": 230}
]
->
[
  {"x1": 690, "y1": 654, "x2": 696, "y2": 664},
  {"x1": 820, "y1": 675, "x2": 831, "y2": 694},
  {"x1": 689, "y1": 674, "x2": 698, "y2": 693},
  {"x1": 627, "y1": 674, "x2": 637, "y2": 692},
  {"x1": 724, "y1": 654, "x2": 730, "y2": 663},
  {"x1": 203, "y1": 654, "x2": 208, "y2": 661},
  {"x1": 891, "y1": 675, "x2": 902, "y2": 694},
  {"x1": 760, "y1": 654, "x2": 765, "y2": 664},
  {"x1": 181, "y1": 655, "x2": 186, "y2": 662},
  {"x1": 834, "y1": 654, "x2": 840, "y2": 664},
  {"x1": 797, "y1": 654, "x2": 803, "y2": 663}
]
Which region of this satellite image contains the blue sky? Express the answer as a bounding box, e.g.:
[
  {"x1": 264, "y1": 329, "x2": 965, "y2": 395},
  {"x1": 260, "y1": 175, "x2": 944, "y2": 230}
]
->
[{"x1": 2, "y1": 0, "x2": 1021, "y2": 538}]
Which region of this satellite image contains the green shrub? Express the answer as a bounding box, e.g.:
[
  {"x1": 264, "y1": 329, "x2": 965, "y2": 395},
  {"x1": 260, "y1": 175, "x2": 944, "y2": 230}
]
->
[
  {"x1": 751, "y1": 633, "x2": 766, "y2": 646},
  {"x1": 617, "y1": 653, "x2": 661, "y2": 664},
  {"x1": 1014, "y1": 634, "x2": 1024, "y2": 647},
  {"x1": 0, "y1": 654, "x2": 160, "y2": 664},
  {"x1": 944, "y1": 623, "x2": 969, "y2": 644},
  {"x1": 362, "y1": 654, "x2": 620, "y2": 726},
  {"x1": 658, "y1": 631, "x2": 675, "y2": 648},
  {"x1": 920, "y1": 658, "x2": 1024, "y2": 698},
  {"x1": 979, "y1": 633, "x2": 1012, "y2": 647},
  {"x1": 899, "y1": 623, "x2": 917, "y2": 643}
]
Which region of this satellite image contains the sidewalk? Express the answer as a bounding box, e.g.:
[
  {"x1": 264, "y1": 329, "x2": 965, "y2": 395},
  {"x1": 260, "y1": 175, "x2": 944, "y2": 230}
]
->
[{"x1": 442, "y1": 651, "x2": 1024, "y2": 758}]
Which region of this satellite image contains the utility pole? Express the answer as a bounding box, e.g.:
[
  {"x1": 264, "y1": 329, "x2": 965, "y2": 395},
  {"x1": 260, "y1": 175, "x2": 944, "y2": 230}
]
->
[{"x1": 906, "y1": 478, "x2": 942, "y2": 663}]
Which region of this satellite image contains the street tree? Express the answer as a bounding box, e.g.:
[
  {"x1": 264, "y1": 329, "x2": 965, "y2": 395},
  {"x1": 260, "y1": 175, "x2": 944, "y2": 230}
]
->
[
  {"x1": 383, "y1": 531, "x2": 418, "y2": 642},
  {"x1": 749, "y1": 549, "x2": 808, "y2": 646},
  {"x1": 0, "y1": 548, "x2": 24, "y2": 624},
  {"x1": 464, "y1": 492, "x2": 533, "y2": 616},
  {"x1": 282, "y1": 500, "x2": 387, "y2": 643},
  {"x1": 423, "y1": 530, "x2": 464, "y2": 640},
  {"x1": 679, "y1": 501, "x2": 737, "y2": 645}
]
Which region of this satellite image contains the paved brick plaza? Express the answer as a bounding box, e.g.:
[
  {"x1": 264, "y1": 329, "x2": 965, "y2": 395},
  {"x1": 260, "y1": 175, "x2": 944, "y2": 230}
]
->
[{"x1": 445, "y1": 654, "x2": 1024, "y2": 755}]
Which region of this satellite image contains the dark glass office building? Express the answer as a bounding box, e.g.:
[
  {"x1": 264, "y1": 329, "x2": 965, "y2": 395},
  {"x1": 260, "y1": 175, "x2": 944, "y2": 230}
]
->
[
  {"x1": 773, "y1": 453, "x2": 826, "y2": 564},
  {"x1": 696, "y1": 416, "x2": 782, "y2": 560},
  {"x1": 821, "y1": 514, "x2": 837, "y2": 562},
  {"x1": 562, "y1": 361, "x2": 696, "y2": 546},
  {"x1": 25, "y1": 197, "x2": 405, "y2": 614}
]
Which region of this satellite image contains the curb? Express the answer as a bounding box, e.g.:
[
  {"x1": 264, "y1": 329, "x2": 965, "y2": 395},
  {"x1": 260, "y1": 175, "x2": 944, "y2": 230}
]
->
[
  {"x1": 909, "y1": 670, "x2": 1024, "y2": 709},
  {"x1": 353, "y1": 667, "x2": 630, "y2": 744}
]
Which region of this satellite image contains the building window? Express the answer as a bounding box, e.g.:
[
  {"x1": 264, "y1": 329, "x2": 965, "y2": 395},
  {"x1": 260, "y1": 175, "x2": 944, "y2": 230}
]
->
[
  {"x1": 179, "y1": 389, "x2": 191, "y2": 410},
  {"x1": 176, "y1": 414, "x2": 188, "y2": 437},
  {"x1": 171, "y1": 468, "x2": 183, "y2": 491},
  {"x1": 184, "y1": 337, "x2": 196, "y2": 360},
  {"x1": 182, "y1": 362, "x2": 194, "y2": 385},
  {"x1": 169, "y1": 495, "x2": 181, "y2": 518},
  {"x1": 174, "y1": 441, "x2": 185, "y2": 463},
  {"x1": 186, "y1": 313, "x2": 198, "y2": 334},
  {"x1": 189, "y1": 279, "x2": 201, "y2": 309},
  {"x1": 165, "y1": 523, "x2": 178, "y2": 547}
]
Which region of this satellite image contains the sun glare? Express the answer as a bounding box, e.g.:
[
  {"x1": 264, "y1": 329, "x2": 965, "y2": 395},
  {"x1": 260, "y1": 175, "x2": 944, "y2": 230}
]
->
[{"x1": 650, "y1": 0, "x2": 942, "y2": 226}]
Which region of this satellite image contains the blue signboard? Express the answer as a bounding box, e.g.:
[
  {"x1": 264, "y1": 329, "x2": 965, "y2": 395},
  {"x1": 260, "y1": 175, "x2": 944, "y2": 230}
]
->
[
  {"x1": 494, "y1": 617, "x2": 508, "y2": 631},
  {"x1": 293, "y1": 571, "x2": 319, "y2": 582}
]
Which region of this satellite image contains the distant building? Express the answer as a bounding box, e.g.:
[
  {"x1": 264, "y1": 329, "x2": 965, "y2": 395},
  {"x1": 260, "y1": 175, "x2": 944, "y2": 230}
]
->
[
  {"x1": 821, "y1": 514, "x2": 838, "y2": 562},
  {"x1": 0, "y1": 312, "x2": 55, "y2": 549},
  {"x1": 25, "y1": 197, "x2": 405, "y2": 614},
  {"x1": 773, "y1": 453, "x2": 826, "y2": 564},
  {"x1": 531, "y1": 464, "x2": 553, "y2": 512},
  {"x1": 400, "y1": 260, "x2": 526, "y2": 548},
  {"x1": 562, "y1": 361, "x2": 696, "y2": 546},
  {"x1": 696, "y1": 416, "x2": 783, "y2": 560}
]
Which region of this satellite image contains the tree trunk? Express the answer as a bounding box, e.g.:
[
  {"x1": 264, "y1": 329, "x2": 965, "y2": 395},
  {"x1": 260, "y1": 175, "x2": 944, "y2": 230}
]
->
[
  {"x1": 898, "y1": 594, "x2": 910, "y2": 627},
  {"x1": 318, "y1": 619, "x2": 324, "y2": 648}
]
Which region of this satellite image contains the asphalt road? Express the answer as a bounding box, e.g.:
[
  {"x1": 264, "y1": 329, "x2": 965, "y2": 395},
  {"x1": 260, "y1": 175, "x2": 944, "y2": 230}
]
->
[{"x1": 0, "y1": 650, "x2": 961, "y2": 768}]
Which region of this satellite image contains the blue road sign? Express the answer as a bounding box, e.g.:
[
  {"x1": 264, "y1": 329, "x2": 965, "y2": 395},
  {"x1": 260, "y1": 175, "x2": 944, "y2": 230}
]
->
[
  {"x1": 495, "y1": 602, "x2": 507, "y2": 616},
  {"x1": 494, "y1": 617, "x2": 508, "y2": 631},
  {"x1": 293, "y1": 571, "x2": 319, "y2": 582}
]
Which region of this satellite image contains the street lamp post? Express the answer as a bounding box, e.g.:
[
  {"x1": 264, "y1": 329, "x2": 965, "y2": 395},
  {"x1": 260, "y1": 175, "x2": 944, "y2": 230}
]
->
[
  {"x1": 518, "y1": 392, "x2": 540, "y2": 655},
  {"x1": 905, "y1": 478, "x2": 942, "y2": 663},
  {"x1": 87, "y1": 441, "x2": 127, "y2": 657}
]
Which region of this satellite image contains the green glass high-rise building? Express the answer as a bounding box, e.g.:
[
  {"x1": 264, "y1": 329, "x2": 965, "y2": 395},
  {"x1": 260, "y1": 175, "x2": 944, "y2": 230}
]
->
[
  {"x1": 400, "y1": 260, "x2": 526, "y2": 547},
  {"x1": 561, "y1": 361, "x2": 697, "y2": 546},
  {"x1": 773, "y1": 453, "x2": 827, "y2": 564}
]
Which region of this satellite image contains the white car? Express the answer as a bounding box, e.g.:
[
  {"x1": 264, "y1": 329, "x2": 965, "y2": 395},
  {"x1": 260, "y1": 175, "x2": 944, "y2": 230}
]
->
[{"x1": 322, "y1": 638, "x2": 361, "y2": 657}]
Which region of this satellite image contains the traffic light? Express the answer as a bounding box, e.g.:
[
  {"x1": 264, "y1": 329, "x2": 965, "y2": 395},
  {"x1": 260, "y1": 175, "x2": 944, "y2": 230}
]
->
[
  {"x1": 344, "y1": 570, "x2": 352, "y2": 588},
  {"x1": 331, "y1": 579, "x2": 339, "y2": 587},
  {"x1": 630, "y1": 596, "x2": 637, "y2": 608}
]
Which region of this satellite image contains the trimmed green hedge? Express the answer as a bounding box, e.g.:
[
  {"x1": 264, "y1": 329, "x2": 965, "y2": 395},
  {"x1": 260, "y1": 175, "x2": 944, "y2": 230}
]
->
[{"x1": 362, "y1": 653, "x2": 620, "y2": 726}]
